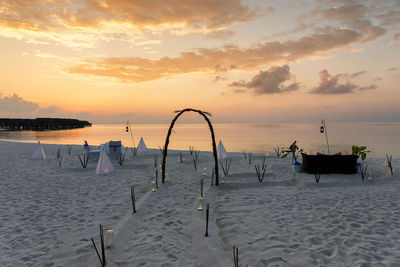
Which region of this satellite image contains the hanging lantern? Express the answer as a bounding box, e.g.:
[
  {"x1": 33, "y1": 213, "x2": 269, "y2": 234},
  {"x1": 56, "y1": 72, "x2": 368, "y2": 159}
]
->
[
  {"x1": 126, "y1": 126, "x2": 129, "y2": 132},
  {"x1": 320, "y1": 125, "x2": 324, "y2": 133}
]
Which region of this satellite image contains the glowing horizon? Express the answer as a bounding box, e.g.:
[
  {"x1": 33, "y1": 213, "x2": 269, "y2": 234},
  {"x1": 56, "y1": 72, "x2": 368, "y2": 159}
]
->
[{"x1": 0, "y1": 0, "x2": 399, "y2": 124}]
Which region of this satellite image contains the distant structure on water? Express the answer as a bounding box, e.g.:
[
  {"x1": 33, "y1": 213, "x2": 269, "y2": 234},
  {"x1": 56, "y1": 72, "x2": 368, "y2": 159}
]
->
[{"x1": 0, "y1": 118, "x2": 92, "y2": 131}]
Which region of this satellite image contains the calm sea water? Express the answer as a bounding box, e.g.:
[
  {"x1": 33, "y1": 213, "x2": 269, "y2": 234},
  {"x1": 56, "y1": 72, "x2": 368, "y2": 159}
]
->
[{"x1": 0, "y1": 122, "x2": 399, "y2": 157}]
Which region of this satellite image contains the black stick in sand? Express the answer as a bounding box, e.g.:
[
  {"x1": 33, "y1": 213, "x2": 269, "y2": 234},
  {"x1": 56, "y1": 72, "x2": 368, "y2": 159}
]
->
[
  {"x1": 387, "y1": 154, "x2": 393, "y2": 175},
  {"x1": 131, "y1": 185, "x2": 136, "y2": 213},
  {"x1": 211, "y1": 168, "x2": 214, "y2": 186},
  {"x1": 155, "y1": 169, "x2": 159, "y2": 186},
  {"x1": 200, "y1": 179, "x2": 204, "y2": 198},
  {"x1": 205, "y1": 203, "x2": 209, "y2": 237},
  {"x1": 156, "y1": 170, "x2": 159, "y2": 188},
  {"x1": 100, "y1": 224, "x2": 106, "y2": 266},
  {"x1": 233, "y1": 246, "x2": 239, "y2": 267},
  {"x1": 91, "y1": 238, "x2": 103, "y2": 266}
]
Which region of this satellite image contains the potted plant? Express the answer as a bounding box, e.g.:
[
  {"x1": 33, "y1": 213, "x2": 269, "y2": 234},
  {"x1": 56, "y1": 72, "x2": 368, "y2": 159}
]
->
[
  {"x1": 282, "y1": 141, "x2": 303, "y2": 172},
  {"x1": 352, "y1": 145, "x2": 370, "y2": 174}
]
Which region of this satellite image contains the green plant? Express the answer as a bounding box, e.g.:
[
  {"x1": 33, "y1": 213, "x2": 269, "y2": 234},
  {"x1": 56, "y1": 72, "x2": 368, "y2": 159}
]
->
[
  {"x1": 282, "y1": 141, "x2": 303, "y2": 163},
  {"x1": 351, "y1": 145, "x2": 370, "y2": 161}
]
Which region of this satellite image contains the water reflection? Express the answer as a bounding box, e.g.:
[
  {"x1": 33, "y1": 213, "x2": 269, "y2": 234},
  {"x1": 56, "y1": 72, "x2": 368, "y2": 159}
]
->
[{"x1": 0, "y1": 122, "x2": 399, "y2": 157}]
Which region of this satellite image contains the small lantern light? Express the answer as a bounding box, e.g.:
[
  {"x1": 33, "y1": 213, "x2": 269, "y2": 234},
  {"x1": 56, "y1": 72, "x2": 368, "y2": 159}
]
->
[
  {"x1": 104, "y1": 229, "x2": 114, "y2": 249},
  {"x1": 320, "y1": 125, "x2": 324, "y2": 133},
  {"x1": 126, "y1": 126, "x2": 129, "y2": 132}
]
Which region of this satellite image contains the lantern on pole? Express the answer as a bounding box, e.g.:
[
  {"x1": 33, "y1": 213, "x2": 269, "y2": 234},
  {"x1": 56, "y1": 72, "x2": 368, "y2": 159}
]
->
[
  {"x1": 320, "y1": 119, "x2": 330, "y2": 154},
  {"x1": 126, "y1": 121, "x2": 136, "y2": 150}
]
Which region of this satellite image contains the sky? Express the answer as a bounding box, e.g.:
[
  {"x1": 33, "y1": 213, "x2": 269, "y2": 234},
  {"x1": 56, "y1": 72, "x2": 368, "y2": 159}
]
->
[{"x1": 0, "y1": 0, "x2": 399, "y2": 124}]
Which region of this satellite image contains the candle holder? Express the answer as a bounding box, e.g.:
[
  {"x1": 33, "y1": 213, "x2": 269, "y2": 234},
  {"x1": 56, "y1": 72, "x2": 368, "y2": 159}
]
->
[{"x1": 104, "y1": 228, "x2": 114, "y2": 249}]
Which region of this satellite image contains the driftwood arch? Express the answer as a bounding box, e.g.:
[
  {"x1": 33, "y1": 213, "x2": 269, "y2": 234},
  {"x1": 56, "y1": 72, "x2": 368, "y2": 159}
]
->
[{"x1": 161, "y1": 108, "x2": 220, "y2": 186}]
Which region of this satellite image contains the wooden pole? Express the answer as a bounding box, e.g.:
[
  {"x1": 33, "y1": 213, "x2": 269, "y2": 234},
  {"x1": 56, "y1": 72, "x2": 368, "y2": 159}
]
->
[{"x1": 205, "y1": 203, "x2": 209, "y2": 237}]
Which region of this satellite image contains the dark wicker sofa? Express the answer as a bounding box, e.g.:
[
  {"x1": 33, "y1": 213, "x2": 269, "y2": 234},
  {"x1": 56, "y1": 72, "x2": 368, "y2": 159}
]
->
[{"x1": 301, "y1": 153, "x2": 359, "y2": 174}]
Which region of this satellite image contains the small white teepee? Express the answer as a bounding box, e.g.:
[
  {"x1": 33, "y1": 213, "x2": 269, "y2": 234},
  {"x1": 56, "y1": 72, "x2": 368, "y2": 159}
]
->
[
  {"x1": 31, "y1": 141, "x2": 46, "y2": 159},
  {"x1": 96, "y1": 145, "x2": 115, "y2": 175},
  {"x1": 217, "y1": 140, "x2": 227, "y2": 159},
  {"x1": 136, "y1": 137, "x2": 148, "y2": 153}
]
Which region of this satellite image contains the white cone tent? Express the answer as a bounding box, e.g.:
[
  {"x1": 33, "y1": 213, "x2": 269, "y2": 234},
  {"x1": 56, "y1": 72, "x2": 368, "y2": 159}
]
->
[
  {"x1": 217, "y1": 140, "x2": 227, "y2": 159},
  {"x1": 31, "y1": 141, "x2": 46, "y2": 159},
  {"x1": 136, "y1": 137, "x2": 148, "y2": 153},
  {"x1": 96, "y1": 145, "x2": 115, "y2": 175}
]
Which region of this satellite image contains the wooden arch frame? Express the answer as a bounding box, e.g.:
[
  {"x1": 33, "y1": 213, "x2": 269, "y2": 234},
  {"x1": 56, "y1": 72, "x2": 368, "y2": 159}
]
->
[{"x1": 161, "y1": 108, "x2": 220, "y2": 186}]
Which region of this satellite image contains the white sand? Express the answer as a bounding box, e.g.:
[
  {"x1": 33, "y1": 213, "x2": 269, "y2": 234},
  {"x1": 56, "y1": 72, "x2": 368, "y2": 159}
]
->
[{"x1": 1, "y1": 140, "x2": 400, "y2": 266}]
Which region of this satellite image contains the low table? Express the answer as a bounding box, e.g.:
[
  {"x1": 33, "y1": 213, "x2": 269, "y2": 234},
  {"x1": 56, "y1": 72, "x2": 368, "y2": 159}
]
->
[{"x1": 301, "y1": 153, "x2": 359, "y2": 174}]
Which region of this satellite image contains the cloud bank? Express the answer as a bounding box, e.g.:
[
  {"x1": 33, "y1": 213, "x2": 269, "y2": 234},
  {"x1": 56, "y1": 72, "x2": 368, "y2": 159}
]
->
[
  {"x1": 66, "y1": 27, "x2": 368, "y2": 82},
  {"x1": 229, "y1": 65, "x2": 299, "y2": 95},
  {"x1": 310, "y1": 69, "x2": 377, "y2": 94},
  {"x1": 0, "y1": 93, "x2": 39, "y2": 112}
]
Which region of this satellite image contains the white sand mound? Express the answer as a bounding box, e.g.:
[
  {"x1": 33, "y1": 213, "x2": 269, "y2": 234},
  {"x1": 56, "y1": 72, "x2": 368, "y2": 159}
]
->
[{"x1": 1, "y1": 140, "x2": 400, "y2": 266}]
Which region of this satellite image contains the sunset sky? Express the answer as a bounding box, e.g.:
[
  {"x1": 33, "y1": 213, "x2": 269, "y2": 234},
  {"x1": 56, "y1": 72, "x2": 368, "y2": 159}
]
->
[{"x1": 0, "y1": 0, "x2": 399, "y2": 124}]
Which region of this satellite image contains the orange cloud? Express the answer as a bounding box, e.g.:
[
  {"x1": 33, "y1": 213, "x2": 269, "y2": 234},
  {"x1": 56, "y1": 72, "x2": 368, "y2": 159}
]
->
[
  {"x1": 0, "y1": 0, "x2": 264, "y2": 33},
  {"x1": 65, "y1": 27, "x2": 362, "y2": 82}
]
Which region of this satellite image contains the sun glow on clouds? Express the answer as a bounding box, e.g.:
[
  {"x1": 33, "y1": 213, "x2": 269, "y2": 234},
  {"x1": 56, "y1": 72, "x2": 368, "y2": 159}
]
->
[{"x1": 0, "y1": 0, "x2": 399, "y2": 123}]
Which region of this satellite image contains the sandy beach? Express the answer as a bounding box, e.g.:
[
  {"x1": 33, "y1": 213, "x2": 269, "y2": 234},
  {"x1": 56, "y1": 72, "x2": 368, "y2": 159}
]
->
[{"x1": 1, "y1": 140, "x2": 400, "y2": 266}]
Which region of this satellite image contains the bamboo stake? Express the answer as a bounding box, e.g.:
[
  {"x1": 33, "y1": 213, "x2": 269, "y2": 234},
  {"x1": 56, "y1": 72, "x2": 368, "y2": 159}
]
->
[
  {"x1": 131, "y1": 185, "x2": 136, "y2": 213},
  {"x1": 205, "y1": 203, "x2": 209, "y2": 237},
  {"x1": 91, "y1": 238, "x2": 103, "y2": 266}
]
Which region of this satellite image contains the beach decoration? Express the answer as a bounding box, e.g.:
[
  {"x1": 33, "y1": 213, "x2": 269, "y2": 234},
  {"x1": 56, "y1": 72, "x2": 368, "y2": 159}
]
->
[
  {"x1": 200, "y1": 179, "x2": 203, "y2": 199},
  {"x1": 352, "y1": 145, "x2": 370, "y2": 180},
  {"x1": 282, "y1": 141, "x2": 303, "y2": 172},
  {"x1": 274, "y1": 147, "x2": 282, "y2": 157},
  {"x1": 197, "y1": 198, "x2": 203, "y2": 210},
  {"x1": 255, "y1": 159, "x2": 267, "y2": 182},
  {"x1": 220, "y1": 159, "x2": 232, "y2": 176},
  {"x1": 233, "y1": 246, "x2": 239, "y2": 267},
  {"x1": 52, "y1": 147, "x2": 63, "y2": 167},
  {"x1": 314, "y1": 169, "x2": 321, "y2": 183},
  {"x1": 247, "y1": 152, "x2": 252, "y2": 164},
  {"x1": 104, "y1": 228, "x2": 114, "y2": 249},
  {"x1": 217, "y1": 140, "x2": 227, "y2": 159},
  {"x1": 31, "y1": 141, "x2": 46, "y2": 159},
  {"x1": 161, "y1": 108, "x2": 220, "y2": 185},
  {"x1": 192, "y1": 150, "x2": 200, "y2": 171},
  {"x1": 386, "y1": 154, "x2": 394, "y2": 175},
  {"x1": 67, "y1": 145, "x2": 72, "y2": 156},
  {"x1": 95, "y1": 146, "x2": 115, "y2": 175},
  {"x1": 320, "y1": 119, "x2": 330, "y2": 154},
  {"x1": 211, "y1": 168, "x2": 214, "y2": 186},
  {"x1": 126, "y1": 121, "x2": 136, "y2": 155},
  {"x1": 78, "y1": 154, "x2": 89, "y2": 168},
  {"x1": 131, "y1": 185, "x2": 136, "y2": 213},
  {"x1": 136, "y1": 137, "x2": 148, "y2": 153},
  {"x1": 91, "y1": 224, "x2": 106, "y2": 267},
  {"x1": 153, "y1": 154, "x2": 159, "y2": 168},
  {"x1": 155, "y1": 169, "x2": 159, "y2": 188},
  {"x1": 117, "y1": 149, "x2": 126, "y2": 166},
  {"x1": 204, "y1": 203, "x2": 209, "y2": 237}
]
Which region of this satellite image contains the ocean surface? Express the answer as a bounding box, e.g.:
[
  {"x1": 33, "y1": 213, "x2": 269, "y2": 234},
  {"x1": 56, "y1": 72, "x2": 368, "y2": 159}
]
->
[{"x1": 0, "y1": 122, "x2": 399, "y2": 157}]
